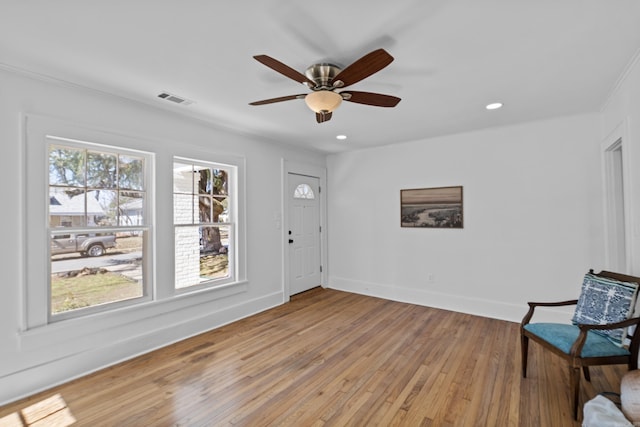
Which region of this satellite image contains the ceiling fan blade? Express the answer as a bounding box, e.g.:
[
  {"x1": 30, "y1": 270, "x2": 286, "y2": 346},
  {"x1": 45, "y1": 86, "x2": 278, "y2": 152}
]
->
[
  {"x1": 253, "y1": 55, "x2": 317, "y2": 88},
  {"x1": 342, "y1": 91, "x2": 401, "y2": 107},
  {"x1": 249, "y1": 94, "x2": 307, "y2": 106},
  {"x1": 316, "y1": 111, "x2": 332, "y2": 123},
  {"x1": 332, "y1": 49, "x2": 394, "y2": 88}
]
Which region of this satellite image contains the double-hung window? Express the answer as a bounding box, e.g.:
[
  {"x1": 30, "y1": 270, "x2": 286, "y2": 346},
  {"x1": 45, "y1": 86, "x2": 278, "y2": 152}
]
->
[
  {"x1": 47, "y1": 138, "x2": 152, "y2": 319},
  {"x1": 24, "y1": 114, "x2": 155, "y2": 329},
  {"x1": 173, "y1": 158, "x2": 236, "y2": 290},
  {"x1": 24, "y1": 116, "x2": 244, "y2": 333}
]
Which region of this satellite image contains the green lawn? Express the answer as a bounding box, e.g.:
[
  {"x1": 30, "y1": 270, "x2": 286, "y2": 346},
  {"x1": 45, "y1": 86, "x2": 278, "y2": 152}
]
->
[
  {"x1": 51, "y1": 271, "x2": 141, "y2": 314},
  {"x1": 51, "y1": 251, "x2": 228, "y2": 314},
  {"x1": 199, "y1": 253, "x2": 229, "y2": 279}
]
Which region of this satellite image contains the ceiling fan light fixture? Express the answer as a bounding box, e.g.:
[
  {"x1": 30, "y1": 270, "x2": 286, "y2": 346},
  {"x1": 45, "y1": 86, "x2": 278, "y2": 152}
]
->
[
  {"x1": 305, "y1": 90, "x2": 342, "y2": 113},
  {"x1": 249, "y1": 49, "x2": 400, "y2": 123}
]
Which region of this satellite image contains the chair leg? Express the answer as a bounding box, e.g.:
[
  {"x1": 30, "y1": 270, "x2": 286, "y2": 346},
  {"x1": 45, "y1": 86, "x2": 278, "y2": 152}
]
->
[
  {"x1": 521, "y1": 334, "x2": 529, "y2": 378},
  {"x1": 570, "y1": 366, "x2": 581, "y2": 421},
  {"x1": 582, "y1": 366, "x2": 590, "y2": 382}
]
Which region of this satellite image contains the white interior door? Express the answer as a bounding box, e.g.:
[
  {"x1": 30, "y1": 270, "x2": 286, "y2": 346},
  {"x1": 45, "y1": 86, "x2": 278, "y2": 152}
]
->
[{"x1": 288, "y1": 174, "x2": 321, "y2": 295}]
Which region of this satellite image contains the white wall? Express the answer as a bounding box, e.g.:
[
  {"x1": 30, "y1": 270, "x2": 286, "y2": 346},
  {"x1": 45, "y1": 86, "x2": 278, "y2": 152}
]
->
[
  {"x1": 3, "y1": 54, "x2": 634, "y2": 405},
  {"x1": 0, "y1": 67, "x2": 325, "y2": 404},
  {"x1": 601, "y1": 51, "x2": 640, "y2": 277},
  {"x1": 327, "y1": 114, "x2": 605, "y2": 323}
]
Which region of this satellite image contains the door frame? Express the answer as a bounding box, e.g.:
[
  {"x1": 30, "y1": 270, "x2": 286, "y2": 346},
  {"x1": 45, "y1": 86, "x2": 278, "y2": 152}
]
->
[
  {"x1": 601, "y1": 119, "x2": 633, "y2": 273},
  {"x1": 282, "y1": 160, "x2": 327, "y2": 302}
]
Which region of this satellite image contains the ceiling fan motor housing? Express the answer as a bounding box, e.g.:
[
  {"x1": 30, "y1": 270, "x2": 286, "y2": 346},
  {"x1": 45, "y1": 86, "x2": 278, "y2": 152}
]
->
[{"x1": 305, "y1": 63, "x2": 342, "y2": 89}]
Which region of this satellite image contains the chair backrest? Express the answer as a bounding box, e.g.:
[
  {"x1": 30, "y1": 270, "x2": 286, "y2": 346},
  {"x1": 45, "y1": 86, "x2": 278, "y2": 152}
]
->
[
  {"x1": 594, "y1": 270, "x2": 640, "y2": 319},
  {"x1": 595, "y1": 269, "x2": 640, "y2": 284},
  {"x1": 573, "y1": 270, "x2": 640, "y2": 347},
  {"x1": 603, "y1": 271, "x2": 640, "y2": 361}
]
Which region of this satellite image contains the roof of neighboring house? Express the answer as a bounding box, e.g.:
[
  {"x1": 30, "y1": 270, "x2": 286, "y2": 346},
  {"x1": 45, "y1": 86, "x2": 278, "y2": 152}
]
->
[
  {"x1": 120, "y1": 198, "x2": 143, "y2": 211},
  {"x1": 49, "y1": 190, "x2": 106, "y2": 216}
]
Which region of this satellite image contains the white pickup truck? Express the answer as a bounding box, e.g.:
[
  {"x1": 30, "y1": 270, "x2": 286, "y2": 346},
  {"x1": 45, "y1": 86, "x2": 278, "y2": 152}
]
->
[{"x1": 51, "y1": 233, "x2": 116, "y2": 257}]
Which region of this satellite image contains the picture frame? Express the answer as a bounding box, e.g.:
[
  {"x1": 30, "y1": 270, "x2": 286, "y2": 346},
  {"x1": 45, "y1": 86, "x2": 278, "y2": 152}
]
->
[{"x1": 400, "y1": 186, "x2": 463, "y2": 228}]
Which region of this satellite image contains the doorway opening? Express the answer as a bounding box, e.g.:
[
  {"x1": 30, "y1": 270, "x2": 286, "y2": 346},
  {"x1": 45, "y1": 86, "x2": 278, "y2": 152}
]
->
[
  {"x1": 602, "y1": 126, "x2": 630, "y2": 272},
  {"x1": 288, "y1": 174, "x2": 321, "y2": 295},
  {"x1": 283, "y1": 162, "x2": 327, "y2": 300}
]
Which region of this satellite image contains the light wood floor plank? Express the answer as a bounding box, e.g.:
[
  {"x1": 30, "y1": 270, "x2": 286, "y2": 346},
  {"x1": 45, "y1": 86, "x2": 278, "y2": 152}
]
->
[{"x1": 0, "y1": 288, "x2": 628, "y2": 426}]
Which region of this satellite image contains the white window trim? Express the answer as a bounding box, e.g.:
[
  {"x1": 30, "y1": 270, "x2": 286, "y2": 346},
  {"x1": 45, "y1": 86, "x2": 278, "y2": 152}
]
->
[
  {"x1": 171, "y1": 151, "x2": 246, "y2": 292},
  {"x1": 173, "y1": 156, "x2": 239, "y2": 292},
  {"x1": 23, "y1": 114, "x2": 156, "y2": 330},
  {"x1": 20, "y1": 114, "x2": 248, "y2": 352}
]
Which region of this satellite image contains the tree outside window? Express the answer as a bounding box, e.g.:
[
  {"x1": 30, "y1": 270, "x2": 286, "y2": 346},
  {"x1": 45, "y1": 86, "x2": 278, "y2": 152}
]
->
[
  {"x1": 48, "y1": 142, "x2": 148, "y2": 317},
  {"x1": 173, "y1": 159, "x2": 234, "y2": 289}
]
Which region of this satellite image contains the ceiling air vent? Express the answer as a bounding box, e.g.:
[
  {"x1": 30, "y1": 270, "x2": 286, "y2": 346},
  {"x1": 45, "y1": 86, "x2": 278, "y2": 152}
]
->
[{"x1": 157, "y1": 92, "x2": 194, "y2": 106}]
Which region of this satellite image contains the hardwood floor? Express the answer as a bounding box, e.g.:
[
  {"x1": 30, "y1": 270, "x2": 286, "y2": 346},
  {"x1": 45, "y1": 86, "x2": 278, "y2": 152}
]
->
[{"x1": 0, "y1": 288, "x2": 627, "y2": 426}]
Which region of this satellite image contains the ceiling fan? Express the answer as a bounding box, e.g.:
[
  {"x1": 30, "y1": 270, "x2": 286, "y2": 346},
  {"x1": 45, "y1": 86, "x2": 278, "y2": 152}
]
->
[{"x1": 249, "y1": 48, "x2": 401, "y2": 123}]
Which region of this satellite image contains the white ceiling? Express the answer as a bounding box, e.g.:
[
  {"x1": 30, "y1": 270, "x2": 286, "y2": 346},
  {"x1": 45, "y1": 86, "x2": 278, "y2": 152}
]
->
[{"x1": 2, "y1": 1, "x2": 640, "y2": 153}]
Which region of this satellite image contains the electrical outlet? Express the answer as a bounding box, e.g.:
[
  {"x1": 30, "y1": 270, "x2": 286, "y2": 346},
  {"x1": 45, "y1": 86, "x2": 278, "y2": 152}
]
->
[{"x1": 427, "y1": 273, "x2": 435, "y2": 284}]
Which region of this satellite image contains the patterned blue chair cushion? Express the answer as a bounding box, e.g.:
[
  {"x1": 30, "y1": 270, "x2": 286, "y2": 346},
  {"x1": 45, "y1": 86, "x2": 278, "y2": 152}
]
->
[
  {"x1": 571, "y1": 273, "x2": 639, "y2": 346},
  {"x1": 524, "y1": 323, "x2": 630, "y2": 357}
]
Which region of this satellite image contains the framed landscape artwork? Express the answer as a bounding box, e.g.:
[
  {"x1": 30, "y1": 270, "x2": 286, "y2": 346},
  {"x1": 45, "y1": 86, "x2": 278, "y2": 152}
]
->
[{"x1": 401, "y1": 186, "x2": 463, "y2": 228}]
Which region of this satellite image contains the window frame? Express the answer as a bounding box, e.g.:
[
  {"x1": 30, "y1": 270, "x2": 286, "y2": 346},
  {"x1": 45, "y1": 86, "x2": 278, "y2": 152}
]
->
[
  {"x1": 173, "y1": 156, "x2": 238, "y2": 292},
  {"x1": 23, "y1": 115, "x2": 155, "y2": 329},
  {"x1": 22, "y1": 115, "x2": 247, "y2": 341},
  {"x1": 293, "y1": 183, "x2": 316, "y2": 199},
  {"x1": 48, "y1": 138, "x2": 153, "y2": 321}
]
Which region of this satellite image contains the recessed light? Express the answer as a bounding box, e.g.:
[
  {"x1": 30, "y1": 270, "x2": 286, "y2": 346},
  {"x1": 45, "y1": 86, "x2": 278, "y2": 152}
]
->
[
  {"x1": 486, "y1": 102, "x2": 503, "y2": 110},
  {"x1": 336, "y1": 135, "x2": 347, "y2": 140}
]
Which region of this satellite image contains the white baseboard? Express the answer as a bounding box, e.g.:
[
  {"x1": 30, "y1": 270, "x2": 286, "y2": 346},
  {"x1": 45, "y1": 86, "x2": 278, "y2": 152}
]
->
[
  {"x1": 328, "y1": 276, "x2": 573, "y2": 324},
  {"x1": 0, "y1": 280, "x2": 575, "y2": 406},
  {"x1": 0, "y1": 291, "x2": 284, "y2": 406}
]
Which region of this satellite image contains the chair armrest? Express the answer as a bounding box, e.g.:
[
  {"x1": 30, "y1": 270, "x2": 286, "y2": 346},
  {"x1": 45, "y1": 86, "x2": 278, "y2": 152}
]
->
[
  {"x1": 577, "y1": 316, "x2": 640, "y2": 332},
  {"x1": 528, "y1": 299, "x2": 580, "y2": 308},
  {"x1": 570, "y1": 317, "x2": 640, "y2": 357},
  {"x1": 521, "y1": 299, "x2": 579, "y2": 327}
]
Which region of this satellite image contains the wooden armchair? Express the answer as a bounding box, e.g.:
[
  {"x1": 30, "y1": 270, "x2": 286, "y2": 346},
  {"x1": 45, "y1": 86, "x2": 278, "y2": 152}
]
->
[{"x1": 521, "y1": 270, "x2": 640, "y2": 420}]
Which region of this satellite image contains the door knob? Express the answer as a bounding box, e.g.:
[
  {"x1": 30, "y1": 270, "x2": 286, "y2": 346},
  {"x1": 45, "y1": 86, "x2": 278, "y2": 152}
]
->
[{"x1": 288, "y1": 239, "x2": 294, "y2": 244}]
